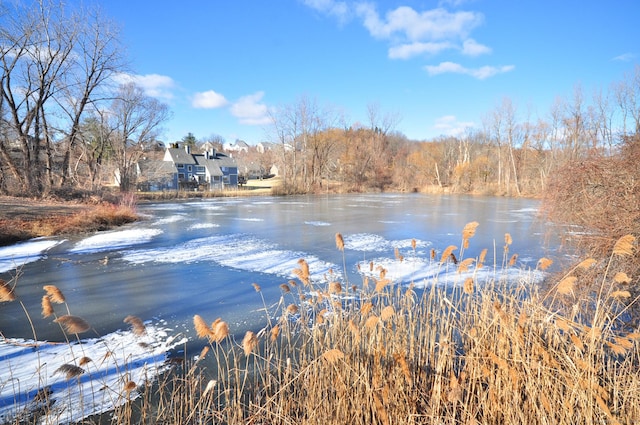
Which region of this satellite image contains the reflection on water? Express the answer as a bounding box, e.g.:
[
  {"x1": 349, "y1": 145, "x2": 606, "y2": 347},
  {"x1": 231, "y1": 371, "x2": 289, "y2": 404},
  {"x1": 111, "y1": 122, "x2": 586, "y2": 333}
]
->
[{"x1": 0, "y1": 193, "x2": 555, "y2": 342}]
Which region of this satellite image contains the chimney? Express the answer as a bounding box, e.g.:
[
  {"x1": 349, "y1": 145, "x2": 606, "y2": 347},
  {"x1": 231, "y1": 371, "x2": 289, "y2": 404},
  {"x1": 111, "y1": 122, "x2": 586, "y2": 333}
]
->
[{"x1": 184, "y1": 144, "x2": 191, "y2": 154}]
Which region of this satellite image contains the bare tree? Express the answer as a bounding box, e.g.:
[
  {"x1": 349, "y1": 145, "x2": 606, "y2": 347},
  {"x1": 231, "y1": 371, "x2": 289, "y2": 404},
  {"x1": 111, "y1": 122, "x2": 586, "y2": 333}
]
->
[{"x1": 109, "y1": 83, "x2": 170, "y2": 191}]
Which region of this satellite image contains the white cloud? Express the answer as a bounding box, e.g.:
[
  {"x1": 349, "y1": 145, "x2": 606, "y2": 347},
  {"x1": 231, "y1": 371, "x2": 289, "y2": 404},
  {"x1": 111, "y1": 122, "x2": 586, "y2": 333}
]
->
[
  {"x1": 461, "y1": 38, "x2": 491, "y2": 56},
  {"x1": 302, "y1": 0, "x2": 350, "y2": 23},
  {"x1": 388, "y1": 41, "x2": 454, "y2": 59},
  {"x1": 433, "y1": 115, "x2": 475, "y2": 136},
  {"x1": 112, "y1": 73, "x2": 175, "y2": 100},
  {"x1": 230, "y1": 91, "x2": 271, "y2": 125},
  {"x1": 356, "y1": 4, "x2": 483, "y2": 42},
  {"x1": 612, "y1": 52, "x2": 635, "y2": 62},
  {"x1": 424, "y1": 61, "x2": 514, "y2": 79},
  {"x1": 192, "y1": 90, "x2": 228, "y2": 109}
]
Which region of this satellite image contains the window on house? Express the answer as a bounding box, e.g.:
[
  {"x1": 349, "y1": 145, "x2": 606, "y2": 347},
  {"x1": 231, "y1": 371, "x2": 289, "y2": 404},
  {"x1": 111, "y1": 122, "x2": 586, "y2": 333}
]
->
[
  {"x1": 187, "y1": 165, "x2": 192, "y2": 172},
  {"x1": 196, "y1": 166, "x2": 205, "y2": 173},
  {"x1": 178, "y1": 173, "x2": 185, "y2": 181},
  {"x1": 177, "y1": 164, "x2": 184, "y2": 169}
]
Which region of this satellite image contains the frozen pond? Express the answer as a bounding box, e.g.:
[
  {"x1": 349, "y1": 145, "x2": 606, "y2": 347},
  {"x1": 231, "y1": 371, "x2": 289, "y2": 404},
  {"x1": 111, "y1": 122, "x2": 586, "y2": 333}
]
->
[{"x1": 1, "y1": 193, "x2": 554, "y2": 342}]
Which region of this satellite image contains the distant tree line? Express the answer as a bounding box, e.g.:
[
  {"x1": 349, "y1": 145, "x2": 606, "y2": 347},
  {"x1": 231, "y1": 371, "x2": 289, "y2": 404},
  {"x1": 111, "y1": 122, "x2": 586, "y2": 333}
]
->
[{"x1": 258, "y1": 68, "x2": 640, "y2": 196}]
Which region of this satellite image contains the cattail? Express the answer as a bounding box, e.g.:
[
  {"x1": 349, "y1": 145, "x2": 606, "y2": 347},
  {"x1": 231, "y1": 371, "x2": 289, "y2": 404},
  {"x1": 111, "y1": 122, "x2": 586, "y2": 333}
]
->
[
  {"x1": 430, "y1": 248, "x2": 436, "y2": 260},
  {"x1": 41, "y1": 295, "x2": 54, "y2": 317},
  {"x1": 557, "y1": 276, "x2": 577, "y2": 296},
  {"x1": 321, "y1": 348, "x2": 345, "y2": 364},
  {"x1": 43, "y1": 285, "x2": 65, "y2": 304},
  {"x1": 509, "y1": 254, "x2": 518, "y2": 266},
  {"x1": 463, "y1": 277, "x2": 474, "y2": 295},
  {"x1": 54, "y1": 364, "x2": 84, "y2": 379},
  {"x1": 440, "y1": 245, "x2": 457, "y2": 264},
  {"x1": 613, "y1": 234, "x2": 635, "y2": 256},
  {"x1": 329, "y1": 281, "x2": 342, "y2": 294},
  {"x1": 380, "y1": 305, "x2": 395, "y2": 322},
  {"x1": 124, "y1": 315, "x2": 146, "y2": 336},
  {"x1": 251, "y1": 283, "x2": 261, "y2": 292},
  {"x1": 194, "y1": 315, "x2": 211, "y2": 339},
  {"x1": 462, "y1": 221, "x2": 479, "y2": 240},
  {"x1": 242, "y1": 331, "x2": 258, "y2": 355},
  {"x1": 411, "y1": 239, "x2": 416, "y2": 251},
  {"x1": 55, "y1": 315, "x2": 90, "y2": 334},
  {"x1": 211, "y1": 319, "x2": 229, "y2": 343},
  {"x1": 279, "y1": 283, "x2": 291, "y2": 293},
  {"x1": 0, "y1": 280, "x2": 16, "y2": 302},
  {"x1": 478, "y1": 248, "x2": 487, "y2": 264},
  {"x1": 335, "y1": 233, "x2": 345, "y2": 251},
  {"x1": 537, "y1": 257, "x2": 553, "y2": 270}
]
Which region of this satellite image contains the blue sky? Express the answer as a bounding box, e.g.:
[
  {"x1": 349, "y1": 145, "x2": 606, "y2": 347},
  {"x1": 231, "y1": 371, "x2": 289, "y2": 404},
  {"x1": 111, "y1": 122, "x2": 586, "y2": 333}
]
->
[{"x1": 98, "y1": 0, "x2": 639, "y2": 144}]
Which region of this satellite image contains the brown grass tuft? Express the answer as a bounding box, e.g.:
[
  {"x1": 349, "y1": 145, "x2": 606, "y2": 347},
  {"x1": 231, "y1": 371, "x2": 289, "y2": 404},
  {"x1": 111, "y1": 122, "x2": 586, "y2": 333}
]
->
[
  {"x1": 462, "y1": 221, "x2": 480, "y2": 240},
  {"x1": 380, "y1": 305, "x2": 395, "y2": 322},
  {"x1": 612, "y1": 234, "x2": 636, "y2": 256},
  {"x1": 335, "y1": 233, "x2": 345, "y2": 251},
  {"x1": 55, "y1": 315, "x2": 91, "y2": 334},
  {"x1": 43, "y1": 285, "x2": 65, "y2": 303},
  {"x1": 463, "y1": 277, "x2": 474, "y2": 295},
  {"x1": 557, "y1": 276, "x2": 577, "y2": 296},
  {"x1": 55, "y1": 364, "x2": 85, "y2": 379},
  {"x1": 321, "y1": 348, "x2": 345, "y2": 364},
  {"x1": 440, "y1": 245, "x2": 457, "y2": 264},
  {"x1": 0, "y1": 279, "x2": 16, "y2": 302},
  {"x1": 537, "y1": 257, "x2": 554, "y2": 270},
  {"x1": 124, "y1": 315, "x2": 146, "y2": 336},
  {"x1": 242, "y1": 331, "x2": 258, "y2": 356},
  {"x1": 329, "y1": 281, "x2": 342, "y2": 294},
  {"x1": 41, "y1": 295, "x2": 54, "y2": 317},
  {"x1": 123, "y1": 381, "x2": 137, "y2": 393},
  {"x1": 211, "y1": 319, "x2": 229, "y2": 343}
]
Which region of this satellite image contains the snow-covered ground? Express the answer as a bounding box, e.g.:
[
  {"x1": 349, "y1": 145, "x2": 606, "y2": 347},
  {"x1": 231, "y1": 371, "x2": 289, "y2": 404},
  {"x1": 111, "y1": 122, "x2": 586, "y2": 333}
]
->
[{"x1": 0, "y1": 321, "x2": 187, "y2": 424}]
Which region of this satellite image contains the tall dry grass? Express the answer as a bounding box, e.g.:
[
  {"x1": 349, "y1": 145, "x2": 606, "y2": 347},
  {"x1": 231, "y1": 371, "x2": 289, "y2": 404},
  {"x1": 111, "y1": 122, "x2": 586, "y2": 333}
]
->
[
  {"x1": 110, "y1": 228, "x2": 640, "y2": 424},
  {"x1": 3, "y1": 225, "x2": 639, "y2": 424}
]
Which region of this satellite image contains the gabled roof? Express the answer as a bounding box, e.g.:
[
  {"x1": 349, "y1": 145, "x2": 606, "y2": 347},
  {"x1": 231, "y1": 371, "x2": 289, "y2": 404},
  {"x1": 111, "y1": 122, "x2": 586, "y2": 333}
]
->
[
  {"x1": 165, "y1": 148, "x2": 197, "y2": 164},
  {"x1": 194, "y1": 155, "x2": 223, "y2": 177},
  {"x1": 137, "y1": 159, "x2": 177, "y2": 175}
]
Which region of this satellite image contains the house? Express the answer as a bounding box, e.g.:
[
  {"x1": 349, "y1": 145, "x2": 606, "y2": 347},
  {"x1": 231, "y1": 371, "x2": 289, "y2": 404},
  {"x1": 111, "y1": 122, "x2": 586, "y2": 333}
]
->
[
  {"x1": 223, "y1": 139, "x2": 250, "y2": 153},
  {"x1": 136, "y1": 144, "x2": 239, "y2": 191}
]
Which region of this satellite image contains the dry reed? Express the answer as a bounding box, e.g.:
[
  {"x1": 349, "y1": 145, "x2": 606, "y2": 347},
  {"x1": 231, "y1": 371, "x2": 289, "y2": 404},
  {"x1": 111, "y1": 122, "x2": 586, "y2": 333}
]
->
[
  {"x1": 54, "y1": 315, "x2": 91, "y2": 334},
  {"x1": 0, "y1": 279, "x2": 16, "y2": 302}
]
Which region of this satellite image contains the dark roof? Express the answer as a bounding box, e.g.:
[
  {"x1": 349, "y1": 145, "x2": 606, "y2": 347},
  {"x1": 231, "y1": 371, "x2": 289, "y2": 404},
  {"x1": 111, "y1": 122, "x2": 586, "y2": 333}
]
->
[{"x1": 165, "y1": 148, "x2": 197, "y2": 164}]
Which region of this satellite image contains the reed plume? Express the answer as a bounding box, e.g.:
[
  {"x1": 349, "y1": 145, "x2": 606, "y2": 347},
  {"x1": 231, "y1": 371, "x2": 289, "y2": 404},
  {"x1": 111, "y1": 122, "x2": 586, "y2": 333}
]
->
[
  {"x1": 440, "y1": 245, "x2": 457, "y2": 264},
  {"x1": 211, "y1": 319, "x2": 229, "y2": 342},
  {"x1": 321, "y1": 348, "x2": 345, "y2": 364},
  {"x1": 462, "y1": 221, "x2": 479, "y2": 240},
  {"x1": 78, "y1": 356, "x2": 92, "y2": 366},
  {"x1": 463, "y1": 277, "x2": 474, "y2": 295},
  {"x1": 280, "y1": 283, "x2": 291, "y2": 293},
  {"x1": 123, "y1": 381, "x2": 137, "y2": 393},
  {"x1": 54, "y1": 364, "x2": 85, "y2": 379},
  {"x1": 41, "y1": 295, "x2": 54, "y2": 317},
  {"x1": 613, "y1": 272, "x2": 631, "y2": 284},
  {"x1": 329, "y1": 281, "x2": 342, "y2": 294},
  {"x1": 293, "y1": 259, "x2": 310, "y2": 285},
  {"x1": 43, "y1": 285, "x2": 65, "y2": 303},
  {"x1": 504, "y1": 233, "x2": 513, "y2": 245},
  {"x1": 0, "y1": 279, "x2": 16, "y2": 302},
  {"x1": 556, "y1": 276, "x2": 577, "y2": 296},
  {"x1": 252, "y1": 283, "x2": 261, "y2": 292},
  {"x1": 194, "y1": 315, "x2": 211, "y2": 339},
  {"x1": 335, "y1": 233, "x2": 345, "y2": 251},
  {"x1": 381, "y1": 305, "x2": 395, "y2": 322},
  {"x1": 537, "y1": 257, "x2": 553, "y2": 270},
  {"x1": 124, "y1": 315, "x2": 147, "y2": 336},
  {"x1": 612, "y1": 234, "x2": 635, "y2": 256},
  {"x1": 242, "y1": 331, "x2": 258, "y2": 355},
  {"x1": 55, "y1": 315, "x2": 91, "y2": 334}
]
